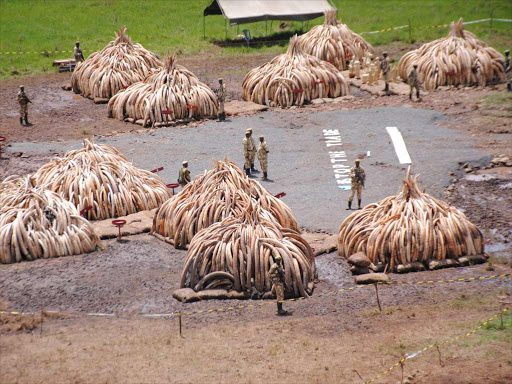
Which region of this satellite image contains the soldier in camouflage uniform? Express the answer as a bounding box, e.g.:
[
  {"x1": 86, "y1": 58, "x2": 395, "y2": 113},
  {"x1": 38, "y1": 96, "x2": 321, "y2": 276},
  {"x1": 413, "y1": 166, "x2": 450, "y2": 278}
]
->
[
  {"x1": 73, "y1": 41, "x2": 84, "y2": 63},
  {"x1": 217, "y1": 78, "x2": 226, "y2": 121},
  {"x1": 269, "y1": 254, "x2": 287, "y2": 316},
  {"x1": 347, "y1": 159, "x2": 366, "y2": 210},
  {"x1": 380, "y1": 52, "x2": 391, "y2": 93},
  {"x1": 178, "y1": 161, "x2": 191, "y2": 187},
  {"x1": 243, "y1": 129, "x2": 256, "y2": 176},
  {"x1": 247, "y1": 128, "x2": 258, "y2": 172},
  {"x1": 257, "y1": 135, "x2": 269, "y2": 181},
  {"x1": 17, "y1": 85, "x2": 31, "y2": 126},
  {"x1": 408, "y1": 64, "x2": 421, "y2": 101},
  {"x1": 505, "y1": 50, "x2": 511, "y2": 92}
]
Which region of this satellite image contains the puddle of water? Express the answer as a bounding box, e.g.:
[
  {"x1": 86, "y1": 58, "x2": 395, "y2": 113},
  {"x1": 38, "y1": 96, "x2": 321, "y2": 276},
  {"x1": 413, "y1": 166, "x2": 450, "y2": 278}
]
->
[{"x1": 465, "y1": 174, "x2": 496, "y2": 181}]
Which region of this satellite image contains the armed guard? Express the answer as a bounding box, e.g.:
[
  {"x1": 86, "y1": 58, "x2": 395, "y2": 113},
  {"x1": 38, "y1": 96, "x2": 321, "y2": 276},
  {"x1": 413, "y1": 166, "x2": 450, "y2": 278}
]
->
[
  {"x1": 269, "y1": 254, "x2": 288, "y2": 316},
  {"x1": 408, "y1": 64, "x2": 421, "y2": 101},
  {"x1": 257, "y1": 136, "x2": 269, "y2": 181},
  {"x1": 217, "y1": 78, "x2": 226, "y2": 121},
  {"x1": 17, "y1": 85, "x2": 31, "y2": 126},
  {"x1": 74, "y1": 41, "x2": 85, "y2": 63},
  {"x1": 178, "y1": 161, "x2": 191, "y2": 187},
  {"x1": 243, "y1": 129, "x2": 256, "y2": 176},
  {"x1": 347, "y1": 159, "x2": 366, "y2": 210}
]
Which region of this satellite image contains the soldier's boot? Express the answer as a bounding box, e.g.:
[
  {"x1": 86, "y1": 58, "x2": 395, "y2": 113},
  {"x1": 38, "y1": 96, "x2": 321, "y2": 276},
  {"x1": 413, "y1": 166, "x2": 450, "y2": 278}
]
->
[
  {"x1": 416, "y1": 89, "x2": 421, "y2": 101},
  {"x1": 384, "y1": 82, "x2": 389, "y2": 93},
  {"x1": 218, "y1": 112, "x2": 226, "y2": 121},
  {"x1": 262, "y1": 172, "x2": 268, "y2": 181},
  {"x1": 277, "y1": 302, "x2": 287, "y2": 316},
  {"x1": 24, "y1": 115, "x2": 30, "y2": 125},
  {"x1": 346, "y1": 201, "x2": 352, "y2": 210},
  {"x1": 251, "y1": 164, "x2": 259, "y2": 173},
  {"x1": 19, "y1": 117, "x2": 24, "y2": 126},
  {"x1": 245, "y1": 167, "x2": 251, "y2": 176},
  {"x1": 409, "y1": 92, "x2": 412, "y2": 100},
  {"x1": 358, "y1": 199, "x2": 362, "y2": 209}
]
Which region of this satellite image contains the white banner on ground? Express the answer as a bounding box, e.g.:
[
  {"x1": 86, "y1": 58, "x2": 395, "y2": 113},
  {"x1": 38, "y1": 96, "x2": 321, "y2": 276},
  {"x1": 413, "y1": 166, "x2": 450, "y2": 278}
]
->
[{"x1": 386, "y1": 127, "x2": 412, "y2": 164}]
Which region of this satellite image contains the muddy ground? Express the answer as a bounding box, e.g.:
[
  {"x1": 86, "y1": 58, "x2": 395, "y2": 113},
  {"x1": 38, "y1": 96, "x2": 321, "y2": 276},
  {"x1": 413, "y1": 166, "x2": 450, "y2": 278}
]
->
[{"x1": 1, "y1": 51, "x2": 512, "y2": 383}]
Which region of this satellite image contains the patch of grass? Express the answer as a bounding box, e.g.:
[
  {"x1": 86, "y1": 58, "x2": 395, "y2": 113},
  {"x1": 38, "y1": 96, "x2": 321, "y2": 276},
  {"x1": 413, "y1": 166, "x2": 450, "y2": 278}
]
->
[{"x1": 0, "y1": 0, "x2": 511, "y2": 79}]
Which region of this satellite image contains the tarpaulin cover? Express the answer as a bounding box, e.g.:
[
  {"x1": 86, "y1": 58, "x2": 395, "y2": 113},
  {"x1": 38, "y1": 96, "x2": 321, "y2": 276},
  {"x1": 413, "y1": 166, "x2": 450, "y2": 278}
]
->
[{"x1": 204, "y1": 0, "x2": 335, "y2": 25}]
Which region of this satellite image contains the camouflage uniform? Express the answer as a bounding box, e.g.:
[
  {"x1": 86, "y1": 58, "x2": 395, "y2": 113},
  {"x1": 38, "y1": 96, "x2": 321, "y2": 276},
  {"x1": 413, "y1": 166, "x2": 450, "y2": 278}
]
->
[
  {"x1": 218, "y1": 78, "x2": 226, "y2": 120},
  {"x1": 348, "y1": 162, "x2": 366, "y2": 209},
  {"x1": 73, "y1": 43, "x2": 84, "y2": 62},
  {"x1": 408, "y1": 66, "x2": 421, "y2": 101},
  {"x1": 247, "y1": 129, "x2": 257, "y2": 171},
  {"x1": 257, "y1": 138, "x2": 269, "y2": 179},
  {"x1": 269, "y1": 261, "x2": 285, "y2": 301},
  {"x1": 178, "y1": 165, "x2": 191, "y2": 187},
  {"x1": 380, "y1": 53, "x2": 390, "y2": 92},
  {"x1": 17, "y1": 87, "x2": 30, "y2": 125},
  {"x1": 243, "y1": 132, "x2": 255, "y2": 175}
]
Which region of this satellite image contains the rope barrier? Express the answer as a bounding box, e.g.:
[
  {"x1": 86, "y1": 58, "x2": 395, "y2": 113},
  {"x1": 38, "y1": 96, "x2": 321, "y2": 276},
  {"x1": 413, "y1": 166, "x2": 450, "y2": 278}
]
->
[
  {"x1": 1, "y1": 18, "x2": 510, "y2": 55},
  {"x1": 364, "y1": 308, "x2": 509, "y2": 384},
  {"x1": 0, "y1": 273, "x2": 509, "y2": 320}
]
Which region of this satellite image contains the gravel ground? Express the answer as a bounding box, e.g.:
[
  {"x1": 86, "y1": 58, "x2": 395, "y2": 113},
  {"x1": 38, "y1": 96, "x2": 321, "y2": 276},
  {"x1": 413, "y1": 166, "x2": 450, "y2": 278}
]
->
[{"x1": 5, "y1": 106, "x2": 486, "y2": 233}]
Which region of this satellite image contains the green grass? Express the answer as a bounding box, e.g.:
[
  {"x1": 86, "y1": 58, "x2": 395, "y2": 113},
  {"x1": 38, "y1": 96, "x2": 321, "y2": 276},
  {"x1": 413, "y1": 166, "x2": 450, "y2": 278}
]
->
[{"x1": 0, "y1": 0, "x2": 511, "y2": 79}]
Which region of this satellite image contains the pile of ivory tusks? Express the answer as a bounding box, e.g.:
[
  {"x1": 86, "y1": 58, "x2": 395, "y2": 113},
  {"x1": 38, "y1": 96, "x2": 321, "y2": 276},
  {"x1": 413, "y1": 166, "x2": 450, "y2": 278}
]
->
[
  {"x1": 180, "y1": 204, "x2": 315, "y2": 297},
  {"x1": 33, "y1": 139, "x2": 170, "y2": 220},
  {"x1": 108, "y1": 54, "x2": 218, "y2": 125},
  {"x1": 299, "y1": 10, "x2": 374, "y2": 70},
  {"x1": 398, "y1": 18, "x2": 505, "y2": 90},
  {"x1": 338, "y1": 167, "x2": 484, "y2": 272},
  {"x1": 242, "y1": 35, "x2": 349, "y2": 108},
  {"x1": 152, "y1": 159, "x2": 299, "y2": 249},
  {"x1": 0, "y1": 178, "x2": 100, "y2": 264},
  {"x1": 71, "y1": 26, "x2": 162, "y2": 100}
]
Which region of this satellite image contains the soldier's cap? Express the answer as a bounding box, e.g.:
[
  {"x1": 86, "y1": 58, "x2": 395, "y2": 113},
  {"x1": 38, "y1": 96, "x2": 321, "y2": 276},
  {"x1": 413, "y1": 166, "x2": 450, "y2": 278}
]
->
[
  {"x1": 274, "y1": 255, "x2": 282, "y2": 261},
  {"x1": 383, "y1": 51, "x2": 388, "y2": 56},
  {"x1": 355, "y1": 159, "x2": 361, "y2": 163},
  {"x1": 413, "y1": 63, "x2": 418, "y2": 67},
  {"x1": 20, "y1": 85, "x2": 24, "y2": 88},
  {"x1": 76, "y1": 41, "x2": 80, "y2": 44},
  {"x1": 246, "y1": 128, "x2": 253, "y2": 132},
  {"x1": 182, "y1": 161, "x2": 188, "y2": 165},
  {"x1": 218, "y1": 78, "x2": 224, "y2": 82},
  {"x1": 506, "y1": 50, "x2": 510, "y2": 54}
]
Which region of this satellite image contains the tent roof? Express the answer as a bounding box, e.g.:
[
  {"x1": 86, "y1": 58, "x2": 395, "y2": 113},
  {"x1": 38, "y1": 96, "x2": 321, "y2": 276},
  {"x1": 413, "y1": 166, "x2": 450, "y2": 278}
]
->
[{"x1": 204, "y1": 0, "x2": 336, "y2": 25}]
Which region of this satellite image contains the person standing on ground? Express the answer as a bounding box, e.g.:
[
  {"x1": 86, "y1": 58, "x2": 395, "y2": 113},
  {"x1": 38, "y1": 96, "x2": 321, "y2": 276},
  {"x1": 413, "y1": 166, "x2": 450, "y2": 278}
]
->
[
  {"x1": 17, "y1": 85, "x2": 31, "y2": 126},
  {"x1": 269, "y1": 255, "x2": 287, "y2": 316},
  {"x1": 257, "y1": 135, "x2": 269, "y2": 181},
  {"x1": 380, "y1": 52, "x2": 391, "y2": 94},
  {"x1": 178, "y1": 161, "x2": 191, "y2": 187},
  {"x1": 505, "y1": 50, "x2": 511, "y2": 92},
  {"x1": 347, "y1": 159, "x2": 366, "y2": 210},
  {"x1": 73, "y1": 41, "x2": 84, "y2": 63},
  {"x1": 408, "y1": 64, "x2": 421, "y2": 101},
  {"x1": 247, "y1": 127, "x2": 258, "y2": 173},
  {"x1": 217, "y1": 78, "x2": 226, "y2": 121},
  {"x1": 243, "y1": 129, "x2": 255, "y2": 176}
]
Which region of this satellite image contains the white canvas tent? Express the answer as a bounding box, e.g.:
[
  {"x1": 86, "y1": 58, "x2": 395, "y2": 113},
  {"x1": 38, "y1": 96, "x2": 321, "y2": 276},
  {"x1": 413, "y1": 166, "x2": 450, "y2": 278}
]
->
[{"x1": 203, "y1": 0, "x2": 336, "y2": 38}]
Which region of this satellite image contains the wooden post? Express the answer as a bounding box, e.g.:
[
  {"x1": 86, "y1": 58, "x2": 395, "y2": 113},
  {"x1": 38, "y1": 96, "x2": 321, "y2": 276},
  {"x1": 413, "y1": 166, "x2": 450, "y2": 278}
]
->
[
  {"x1": 178, "y1": 313, "x2": 184, "y2": 338},
  {"x1": 400, "y1": 359, "x2": 405, "y2": 384},
  {"x1": 435, "y1": 342, "x2": 444, "y2": 366},
  {"x1": 374, "y1": 283, "x2": 382, "y2": 312}
]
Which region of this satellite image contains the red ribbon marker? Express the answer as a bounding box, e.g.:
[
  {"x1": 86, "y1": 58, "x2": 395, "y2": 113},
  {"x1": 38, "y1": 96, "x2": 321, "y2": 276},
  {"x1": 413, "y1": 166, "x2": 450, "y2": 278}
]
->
[
  {"x1": 80, "y1": 205, "x2": 93, "y2": 216},
  {"x1": 166, "y1": 183, "x2": 180, "y2": 195},
  {"x1": 151, "y1": 167, "x2": 164, "y2": 173},
  {"x1": 186, "y1": 105, "x2": 197, "y2": 110},
  {"x1": 445, "y1": 71, "x2": 456, "y2": 76},
  {"x1": 313, "y1": 80, "x2": 325, "y2": 85},
  {"x1": 162, "y1": 109, "x2": 173, "y2": 124},
  {"x1": 292, "y1": 89, "x2": 304, "y2": 94},
  {"x1": 112, "y1": 219, "x2": 127, "y2": 242},
  {"x1": 274, "y1": 192, "x2": 286, "y2": 199}
]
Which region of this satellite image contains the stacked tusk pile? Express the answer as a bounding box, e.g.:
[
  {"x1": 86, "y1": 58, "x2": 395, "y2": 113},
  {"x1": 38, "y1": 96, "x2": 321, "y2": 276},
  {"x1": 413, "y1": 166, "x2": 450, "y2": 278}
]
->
[
  {"x1": 337, "y1": 168, "x2": 484, "y2": 272},
  {"x1": 398, "y1": 18, "x2": 505, "y2": 90},
  {"x1": 242, "y1": 35, "x2": 349, "y2": 108},
  {"x1": 33, "y1": 139, "x2": 170, "y2": 220},
  {"x1": 108, "y1": 55, "x2": 218, "y2": 126},
  {"x1": 152, "y1": 159, "x2": 299, "y2": 248},
  {"x1": 71, "y1": 26, "x2": 162, "y2": 100},
  {"x1": 299, "y1": 10, "x2": 374, "y2": 70},
  {"x1": 180, "y1": 204, "x2": 315, "y2": 298},
  {"x1": 0, "y1": 178, "x2": 100, "y2": 264}
]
